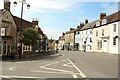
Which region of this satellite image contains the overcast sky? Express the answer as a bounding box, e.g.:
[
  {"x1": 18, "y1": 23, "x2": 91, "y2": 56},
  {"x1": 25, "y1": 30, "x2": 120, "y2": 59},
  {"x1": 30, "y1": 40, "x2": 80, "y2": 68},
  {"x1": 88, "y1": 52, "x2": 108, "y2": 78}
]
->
[{"x1": 0, "y1": 0, "x2": 119, "y2": 39}]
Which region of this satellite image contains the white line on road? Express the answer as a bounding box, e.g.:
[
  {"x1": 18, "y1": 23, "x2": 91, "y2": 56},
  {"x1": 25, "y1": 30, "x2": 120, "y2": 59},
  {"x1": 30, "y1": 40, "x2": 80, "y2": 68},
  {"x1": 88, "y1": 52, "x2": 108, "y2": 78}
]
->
[
  {"x1": 72, "y1": 74, "x2": 78, "y2": 78},
  {"x1": 41, "y1": 59, "x2": 68, "y2": 67},
  {"x1": 63, "y1": 63, "x2": 73, "y2": 67},
  {"x1": 9, "y1": 67, "x2": 16, "y2": 71},
  {"x1": 0, "y1": 75, "x2": 46, "y2": 79},
  {"x1": 31, "y1": 70, "x2": 80, "y2": 75},
  {"x1": 40, "y1": 59, "x2": 76, "y2": 73},
  {"x1": 40, "y1": 66, "x2": 74, "y2": 73},
  {"x1": 68, "y1": 59, "x2": 87, "y2": 78}
]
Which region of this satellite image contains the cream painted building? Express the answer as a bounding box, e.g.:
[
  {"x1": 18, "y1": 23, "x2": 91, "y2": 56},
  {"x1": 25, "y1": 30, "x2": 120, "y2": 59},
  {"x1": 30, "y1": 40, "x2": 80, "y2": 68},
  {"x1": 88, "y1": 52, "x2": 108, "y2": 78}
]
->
[
  {"x1": 93, "y1": 11, "x2": 120, "y2": 54},
  {"x1": 64, "y1": 28, "x2": 76, "y2": 50},
  {"x1": 58, "y1": 33, "x2": 65, "y2": 50}
]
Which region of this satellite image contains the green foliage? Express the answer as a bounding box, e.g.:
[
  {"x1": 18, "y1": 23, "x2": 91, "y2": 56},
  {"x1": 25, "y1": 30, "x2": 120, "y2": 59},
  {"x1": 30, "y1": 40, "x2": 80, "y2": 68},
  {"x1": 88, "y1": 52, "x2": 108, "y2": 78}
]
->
[{"x1": 22, "y1": 27, "x2": 39, "y2": 46}]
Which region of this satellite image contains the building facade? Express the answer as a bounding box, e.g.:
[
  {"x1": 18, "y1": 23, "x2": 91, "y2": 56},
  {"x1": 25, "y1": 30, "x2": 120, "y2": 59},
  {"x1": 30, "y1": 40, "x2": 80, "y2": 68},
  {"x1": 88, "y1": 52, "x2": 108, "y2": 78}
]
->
[
  {"x1": 0, "y1": 0, "x2": 47, "y2": 56},
  {"x1": 0, "y1": 9, "x2": 17, "y2": 56}
]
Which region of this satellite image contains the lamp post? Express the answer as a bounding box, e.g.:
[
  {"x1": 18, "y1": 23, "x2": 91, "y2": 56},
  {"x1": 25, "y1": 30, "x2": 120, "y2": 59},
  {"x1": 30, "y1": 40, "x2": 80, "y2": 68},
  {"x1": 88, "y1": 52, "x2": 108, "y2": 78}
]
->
[{"x1": 13, "y1": 0, "x2": 30, "y2": 58}]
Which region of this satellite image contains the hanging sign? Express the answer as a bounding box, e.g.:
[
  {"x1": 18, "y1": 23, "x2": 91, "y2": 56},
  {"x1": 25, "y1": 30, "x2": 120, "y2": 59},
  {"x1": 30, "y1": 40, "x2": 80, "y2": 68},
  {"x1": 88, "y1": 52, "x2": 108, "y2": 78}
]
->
[{"x1": 1, "y1": 28, "x2": 5, "y2": 36}]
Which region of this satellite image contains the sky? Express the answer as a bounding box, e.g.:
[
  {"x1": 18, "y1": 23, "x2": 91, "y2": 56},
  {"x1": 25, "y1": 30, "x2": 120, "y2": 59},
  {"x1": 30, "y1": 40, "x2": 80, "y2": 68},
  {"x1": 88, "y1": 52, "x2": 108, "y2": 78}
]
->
[{"x1": 0, "y1": 0, "x2": 119, "y2": 39}]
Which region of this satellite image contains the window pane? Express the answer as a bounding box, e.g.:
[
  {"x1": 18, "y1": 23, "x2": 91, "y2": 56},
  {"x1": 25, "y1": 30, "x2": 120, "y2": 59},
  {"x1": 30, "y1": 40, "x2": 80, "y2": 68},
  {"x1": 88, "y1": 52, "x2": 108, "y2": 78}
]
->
[
  {"x1": 113, "y1": 24, "x2": 116, "y2": 32},
  {"x1": 102, "y1": 29, "x2": 104, "y2": 36},
  {"x1": 113, "y1": 37, "x2": 116, "y2": 45}
]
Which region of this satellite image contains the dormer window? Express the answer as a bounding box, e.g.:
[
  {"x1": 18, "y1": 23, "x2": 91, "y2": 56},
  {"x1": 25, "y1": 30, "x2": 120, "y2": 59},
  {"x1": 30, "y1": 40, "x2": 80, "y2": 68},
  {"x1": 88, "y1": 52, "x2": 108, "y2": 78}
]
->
[
  {"x1": 102, "y1": 19, "x2": 107, "y2": 25},
  {"x1": 96, "y1": 21, "x2": 100, "y2": 27},
  {"x1": 90, "y1": 30, "x2": 92, "y2": 34}
]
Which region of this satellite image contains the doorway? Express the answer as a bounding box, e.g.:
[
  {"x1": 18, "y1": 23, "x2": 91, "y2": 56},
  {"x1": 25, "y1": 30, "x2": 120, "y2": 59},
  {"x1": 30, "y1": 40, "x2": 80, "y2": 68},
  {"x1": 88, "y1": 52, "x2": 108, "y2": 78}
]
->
[{"x1": 103, "y1": 40, "x2": 108, "y2": 53}]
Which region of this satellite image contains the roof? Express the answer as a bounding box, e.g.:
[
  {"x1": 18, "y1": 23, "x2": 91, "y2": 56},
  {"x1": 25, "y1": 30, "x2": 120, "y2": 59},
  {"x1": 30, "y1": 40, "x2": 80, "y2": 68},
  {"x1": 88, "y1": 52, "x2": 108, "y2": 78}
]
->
[
  {"x1": 12, "y1": 15, "x2": 44, "y2": 35},
  {"x1": 12, "y1": 15, "x2": 32, "y2": 29},
  {"x1": 66, "y1": 29, "x2": 76, "y2": 34},
  {"x1": 59, "y1": 36, "x2": 65, "y2": 40},
  {"x1": 105, "y1": 11, "x2": 120, "y2": 24},
  {"x1": 0, "y1": 9, "x2": 3, "y2": 14},
  {"x1": 81, "y1": 20, "x2": 98, "y2": 30},
  {"x1": 0, "y1": 9, "x2": 6, "y2": 17},
  {"x1": 38, "y1": 28, "x2": 43, "y2": 34}
]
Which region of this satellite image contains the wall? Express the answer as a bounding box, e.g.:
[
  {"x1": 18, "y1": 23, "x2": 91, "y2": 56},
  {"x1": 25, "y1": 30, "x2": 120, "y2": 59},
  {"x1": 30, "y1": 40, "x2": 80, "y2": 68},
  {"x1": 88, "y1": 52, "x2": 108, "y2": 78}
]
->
[
  {"x1": 109, "y1": 22, "x2": 119, "y2": 54},
  {"x1": 0, "y1": 10, "x2": 17, "y2": 55}
]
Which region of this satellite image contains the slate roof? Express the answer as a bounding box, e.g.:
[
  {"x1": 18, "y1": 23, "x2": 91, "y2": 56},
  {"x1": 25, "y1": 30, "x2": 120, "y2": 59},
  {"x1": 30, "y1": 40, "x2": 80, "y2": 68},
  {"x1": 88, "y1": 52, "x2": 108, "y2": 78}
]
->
[
  {"x1": 81, "y1": 20, "x2": 99, "y2": 30},
  {"x1": 0, "y1": 9, "x2": 5, "y2": 16},
  {"x1": 12, "y1": 15, "x2": 32, "y2": 29},
  {"x1": 104, "y1": 11, "x2": 120, "y2": 24}
]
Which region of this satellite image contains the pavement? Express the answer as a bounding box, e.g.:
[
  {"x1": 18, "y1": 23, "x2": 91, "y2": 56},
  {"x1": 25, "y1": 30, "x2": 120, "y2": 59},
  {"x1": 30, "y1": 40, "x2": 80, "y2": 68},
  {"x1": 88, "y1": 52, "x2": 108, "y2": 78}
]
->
[{"x1": 0, "y1": 50, "x2": 119, "y2": 80}]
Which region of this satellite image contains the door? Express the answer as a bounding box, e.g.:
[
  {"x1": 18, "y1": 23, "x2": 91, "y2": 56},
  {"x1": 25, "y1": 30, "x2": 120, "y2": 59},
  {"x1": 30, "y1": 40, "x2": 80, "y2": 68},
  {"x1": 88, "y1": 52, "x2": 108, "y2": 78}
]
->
[{"x1": 103, "y1": 40, "x2": 108, "y2": 53}]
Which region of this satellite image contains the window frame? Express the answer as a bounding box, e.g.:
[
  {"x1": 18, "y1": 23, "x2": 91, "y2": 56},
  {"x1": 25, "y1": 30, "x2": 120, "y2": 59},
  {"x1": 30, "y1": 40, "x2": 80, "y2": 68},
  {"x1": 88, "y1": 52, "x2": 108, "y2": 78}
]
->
[
  {"x1": 113, "y1": 24, "x2": 116, "y2": 32},
  {"x1": 96, "y1": 30, "x2": 98, "y2": 36},
  {"x1": 102, "y1": 29, "x2": 104, "y2": 36},
  {"x1": 113, "y1": 37, "x2": 116, "y2": 45}
]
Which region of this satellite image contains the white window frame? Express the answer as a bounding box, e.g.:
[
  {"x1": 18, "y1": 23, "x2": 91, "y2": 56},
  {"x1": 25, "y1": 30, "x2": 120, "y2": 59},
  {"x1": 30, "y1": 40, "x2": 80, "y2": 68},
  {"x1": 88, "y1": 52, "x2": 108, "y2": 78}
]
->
[
  {"x1": 113, "y1": 24, "x2": 116, "y2": 32},
  {"x1": 96, "y1": 30, "x2": 98, "y2": 36},
  {"x1": 96, "y1": 21, "x2": 100, "y2": 27},
  {"x1": 102, "y1": 19, "x2": 107, "y2": 25},
  {"x1": 113, "y1": 37, "x2": 116, "y2": 45},
  {"x1": 102, "y1": 29, "x2": 104, "y2": 36},
  {"x1": 97, "y1": 41, "x2": 102, "y2": 49},
  {"x1": 1, "y1": 28, "x2": 5, "y2": 36}
]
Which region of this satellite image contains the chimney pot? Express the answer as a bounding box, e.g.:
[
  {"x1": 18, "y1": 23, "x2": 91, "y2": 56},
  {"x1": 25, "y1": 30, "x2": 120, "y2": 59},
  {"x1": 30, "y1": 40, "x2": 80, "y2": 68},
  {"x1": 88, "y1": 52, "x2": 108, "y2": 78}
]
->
[
  {"x1": 4, "y1": 0, "x2": 11, "y2": 11},
  {"x1": 85, "y1": 19, "x2": 88, "y2": 24},
  {"x1": 100, "y1": 13, "x2": 106, "y2": 20}
]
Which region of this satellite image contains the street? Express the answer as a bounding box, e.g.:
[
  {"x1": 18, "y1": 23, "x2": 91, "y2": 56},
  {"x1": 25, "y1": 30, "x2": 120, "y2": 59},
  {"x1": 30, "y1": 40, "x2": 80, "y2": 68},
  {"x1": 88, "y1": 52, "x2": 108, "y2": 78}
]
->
[{"x1": 0, "y1": 50, "x2": 119, "y2": 79}]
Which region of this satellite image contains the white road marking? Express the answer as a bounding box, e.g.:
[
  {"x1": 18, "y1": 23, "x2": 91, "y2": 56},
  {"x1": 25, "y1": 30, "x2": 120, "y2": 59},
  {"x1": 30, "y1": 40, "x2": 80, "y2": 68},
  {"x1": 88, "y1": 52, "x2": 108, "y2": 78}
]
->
[
  {"x1": 31, "y1": 70, "x2": 80, "y2": 75},
  {"x1": 41, "y1": 59, "x2": 68, "y2": 67},
  {"x1": 9, "y1": 67, "x2": 16, "y2": 71},
  {"x1": 40, "y1": 66, "x2": 74, "y2": 73},
  {"x1": 0, "y1": 75, "x2": 46, "y2": 78},
  {"x1": 68, "y1": 59, "x2": 87, "y2": 78},
  {"x1": 40, "y1": 59, "x2": 76, "y2": 73},
  {"x1": 15, "y1": 62, "x2": 24, "y2": 63},
  {"x1": 72, "y1": 74, "x2": 78, "y2": 78},
  {"x1": 63, "y1": 63, "x2": 73, "y2": 67}
]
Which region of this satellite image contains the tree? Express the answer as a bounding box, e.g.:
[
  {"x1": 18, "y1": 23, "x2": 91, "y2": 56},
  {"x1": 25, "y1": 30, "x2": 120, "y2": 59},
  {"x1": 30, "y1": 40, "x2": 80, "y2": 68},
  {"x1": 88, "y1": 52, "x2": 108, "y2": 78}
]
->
[{"x1": 22, "y1": 27, "x2": 39, "y2": 52}]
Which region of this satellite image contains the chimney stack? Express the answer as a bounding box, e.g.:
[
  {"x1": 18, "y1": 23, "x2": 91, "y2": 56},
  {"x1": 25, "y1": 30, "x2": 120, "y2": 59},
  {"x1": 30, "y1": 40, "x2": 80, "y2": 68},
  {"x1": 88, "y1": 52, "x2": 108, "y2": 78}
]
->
[
  {"x1": 62, "y1": 32, "x2": 65, "y2": 36},
  {"x1": 4, "y1": 0, "x2": 11, "y2": 12},
  {"x1": 85, "y1": 19, "x2": 88, "y2": 24},
  {"x1": 80, "y1": 22, "x2": 84, "y2": 29},
  {"x1": 77, "y1": 25, "x2": 80, "y2": 29},
  {"x1": 100, "y1": 13, "x2": 106, "y2": 20},
  {"x1": 32, "y1": 18, "x2": 39, "y2": 28},
  {"x1": 70, "y1": 28, "x2": 74, "y2": 31}
]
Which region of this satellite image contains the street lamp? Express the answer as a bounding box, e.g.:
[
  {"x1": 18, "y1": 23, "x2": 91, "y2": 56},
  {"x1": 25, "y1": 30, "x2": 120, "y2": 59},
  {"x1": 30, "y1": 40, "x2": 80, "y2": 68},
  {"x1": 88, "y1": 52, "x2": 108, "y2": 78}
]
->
[{"x1": 13, "y1": 0, "x2": 30, "y2": 58}]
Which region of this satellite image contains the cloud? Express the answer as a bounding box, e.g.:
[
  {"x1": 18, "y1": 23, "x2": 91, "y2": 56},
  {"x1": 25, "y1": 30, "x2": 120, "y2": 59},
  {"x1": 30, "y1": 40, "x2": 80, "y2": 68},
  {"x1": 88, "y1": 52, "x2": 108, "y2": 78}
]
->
[
  {"x1": 26, "y1": 0, "x2": 80, "y2": 12},
  {"x1": 42, "y1": 27, "x2": 64, "y2": 39},
  {"x1": 102, "y1": 2, "x2": 118, "y2": 15}
]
